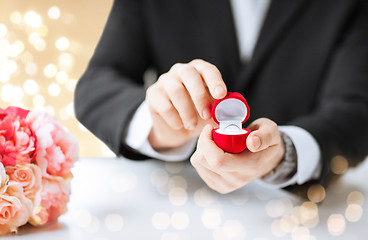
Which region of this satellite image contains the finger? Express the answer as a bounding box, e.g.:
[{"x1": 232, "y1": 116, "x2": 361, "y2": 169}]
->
[
  {"x1": 172, "y1": 63, "x2": 213, "y2": 120},
  {"x1": 189, "y1": 59, "x2": 227, "y2": 99},
  {"x1": 197, "y1": 124, "x2": 229, "y2": 170},
  {"x1": 163, "y1": 76, "x2": 198, "y2": 130},
  {"x1": 246, "y1": 118, "x2": 281, "y2": 152},
  {"x1": 146, "y1": 85, "x2": 183, "y2": 130},
  {"x1": 191, "y1": 153, "x2": 233, "y2": 194}
]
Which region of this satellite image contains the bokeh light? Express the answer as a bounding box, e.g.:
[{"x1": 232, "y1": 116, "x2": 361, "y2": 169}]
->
[
  {"x1": 24, "y1": 11, "x2": 42, "y2": 28},
  {"x1": 345, "y1": 204, "x2": 363, "y2": 222},
  {"x1": 105, "y1": 213, "x2": 124, "y2": 232},
  {"x1": 327, "y1": 214, "x2": 346, "y2": 236},
  {"x1": 48, "y1": 6, "x2": 61, "y2": 20},
  {"x1": 331, "y1": 155, "x2": 348, "y2": 174},
  {"x1": 307, "y1": 184, "x2": 326, "y2": 203},
  {"x1": 56, "y1": 37, "x2": 70, "y2": 51},
  {"x1": 171, "y1": 212, "x2": 190, "y2": 230}
]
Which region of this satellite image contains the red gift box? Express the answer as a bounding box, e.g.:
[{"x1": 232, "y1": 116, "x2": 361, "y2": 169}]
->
[{"x1": 212, "y1": 92, "x2": 251, "y2": 153}]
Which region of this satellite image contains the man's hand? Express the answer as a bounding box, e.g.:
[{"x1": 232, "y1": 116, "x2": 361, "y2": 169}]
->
[
  {"x1": 190, "y1": 118, "x2": 285, "y2": 194},
  {"x1": 146, "y1": 59, "x2": 227, "y2": 150}
]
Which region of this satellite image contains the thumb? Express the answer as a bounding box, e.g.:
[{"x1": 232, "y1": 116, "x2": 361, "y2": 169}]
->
[{"x1": 246, "y1": 118, "x2": 280, "y2": 152}]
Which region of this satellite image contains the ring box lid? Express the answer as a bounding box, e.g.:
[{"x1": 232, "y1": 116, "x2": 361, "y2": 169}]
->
[{"x1": 212, "y1": 92, "x2": 250, "y2": 133}]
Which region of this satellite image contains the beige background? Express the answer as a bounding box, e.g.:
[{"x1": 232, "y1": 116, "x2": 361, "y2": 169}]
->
[{"x1": 0, "y1": 0, "x2": 115, "y2": 157}]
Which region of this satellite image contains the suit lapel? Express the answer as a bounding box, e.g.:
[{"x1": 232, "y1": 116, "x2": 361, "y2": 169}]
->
[{"x1": 235, "y1": 0, "x2": 309, "y2": 90}]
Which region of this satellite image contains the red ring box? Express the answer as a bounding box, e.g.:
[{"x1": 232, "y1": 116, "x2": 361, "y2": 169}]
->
[{"x1": 212, "y1": 92, "x2": 251, "y2": 153}]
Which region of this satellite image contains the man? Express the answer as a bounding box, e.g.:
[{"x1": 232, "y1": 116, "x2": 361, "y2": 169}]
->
[{"x1": 75, "y1": 0, "x2": 368, "y2": 194}]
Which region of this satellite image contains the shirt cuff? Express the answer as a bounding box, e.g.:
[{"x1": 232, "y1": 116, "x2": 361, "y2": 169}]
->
[
  {"x1": 125, "y1": 101, "x2": 197, "y2": 161},
  {"x1": 256, "y1": 125, "x2": 322, "y2": 189}
]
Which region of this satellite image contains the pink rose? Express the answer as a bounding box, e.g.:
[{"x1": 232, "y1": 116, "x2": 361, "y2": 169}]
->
[
  {"x1": 5, "y1": 164, "x2": 42, "y2": 208},
  {"x1": 26, "y1": 111, "x2": 78, "y2": 178},
  {"x1": 0, "y1": 182, "x2": 33, "y2": 235},
  {"x1": 29, "y1": 179, "x2": 69, "y2": 226},
  {"x1": 0, "y1": 107, "x2": 37, "y2": 167},
  {"x1": 0, "y1": 164, "x2": 9, "y2": 194}
]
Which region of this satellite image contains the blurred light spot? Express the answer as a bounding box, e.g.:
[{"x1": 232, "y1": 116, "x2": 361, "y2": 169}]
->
[
  {"x1": 1, "y1": 84, "x2": 23, "y2": 102},
  {"x1": 1, "y1": 84, "x2": 14, "y2": 102},
  {"x1": 168, "y1": 187, "x2": 187, "y2": 206},
  {"x1": 150, "y1": 169, "x2": 169, "y2": 188},
  {"x1": 58, "y1": 52, "x2": 74, "y2": 69},
  {"x1": 0, "y1": 24, "x2": 8, "y2": 37},
  {"x1": 327, "y1": 214, "x2": 345, "y2": 236},
  {"x1": 168, "y1": 176, "x2": 187, "y2": 190},
  {"x1": 165, "y1": 162, "x2": 184, "y2": 173},
  {"x1": 56, "y1": 37, "x2": 70, "y2": 51},
  {"x1": 37, "y1": 25, "x2": 48, "y2": 37},
  {"x1": 67, "y1": 102, "x2": 74, "y2": 116},
  {"x1": 28, "y1": 32, "x2": 40, "y2": 45},
  {"x1": 10, "y1": 12, "x2": 22, "y2": 25},
  {"x1": 24, "y1": 11, "x2": 42, "y2": 28},
  {"x1": 24, "y1": 79, "x2": 39, "y2": 95},
  {"x1": 34, "y1": 38, "x2": 46, "y2": 51},
  {"x1": 33, "y1": 94, "x2": 45, "y2": 106},
  {"x1": 345, "y1": 204, "x2": 363, "y2": 222},
  {"x1": 331, "y1": 155, "x2": 348, "y2": 174},
  {"x1": 255, "y1": 190, "x2": 271, "y2": 201},
  {"x1": 25, "y1": 62, "x2": 38, "y2": 76},
  {"x1": 201, "y1": 208, "x2": 221, "y2": 229},
  {"x1": 266, "y1": 199, "x2": 292, "y2": 218},
  {"x1": 0, "y1": 38, "x2": 10, "y2": 51},
  {"x1": 0, "y1": 71, "x2": 10, "y2": 83},
  {"x1": 48, "y1": 6, "x2": 61, "y2": 20},
  {"x1": 8, "y1": 40, "x2": 25, "y2": 58},
  {"x1": 61, "y1": 13, "x2": 75, "y2": 24},
  {"x1": 346, "y1": 191, "x2": 365, "y2": 206},
  {"x1": 21, "y1": 51, "x2": 33, "y2": 63},
  {"x1": 171, "y1": 212, "x2": 190, "y2": 230},
  {"x1": 66, "y1": 78, "x2": 77, "y2": 92},
  {"x1": 194, "y1": 187, "x2": 217, "y2": 207},
  {"x1": 213, "y1": 220, "x2": 246, "y2": 240},
  {"x1": 44, "y1": 63, "x2": 58, "y2": 78},
  {"x1": 111, "y1": 171, "x2": 137, "y2": 193},
  {"x1": 152, "y1": 212, "x2": 170, "y2": 230},
  {"x1": 84, "y1": 216, "x2": 100, "y2": 234},
  {"x1": 291, "y1": 226, "x2": 310, "y2": 240},
  {"x1": 56, "y1": 71, "x2": 68, "y2": 84},
  {"x1": 48, "y1": 83, "x2": 61, "y2": 96},
  {"x1": 280, "y1": 215, "x2": 298, "y2": 233},
  {"x1": 299, "y1": 201, "x2": 318, "y2": 223},
  {"x1": 105, "y1": 214, "x2": 124, "y2": 232},
  {"x1": 73, "y1": 209, "x2": 92, "y2": 228},
  {"x1": 307, "y1": 184, "x2": 325, "y2": 203},
  {"x1": 271, "y1": 220, "x2": 286, "y2": 237},
  {"x1": 5, "y1": 60, "x2": 18, "y2": 74}
]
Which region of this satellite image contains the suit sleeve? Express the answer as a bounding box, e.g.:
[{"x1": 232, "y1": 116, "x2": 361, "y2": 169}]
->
[
  {"x1": 74, "y1": 0, "x2": 149, "y2": 159},
  {"x1": 290, "y1": 1, "x2": 368, "y2": 185}
]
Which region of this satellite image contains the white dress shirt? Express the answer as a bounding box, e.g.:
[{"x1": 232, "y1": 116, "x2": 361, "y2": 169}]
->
[{"x1": 125, "y1": 0, "x2": 322, "y2": 187}]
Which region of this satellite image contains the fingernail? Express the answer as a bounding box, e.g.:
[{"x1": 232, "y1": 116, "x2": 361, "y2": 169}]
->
[
  {"x1": 202, "y1": 107, "x2": 211, "y2": 120},
  {"x1": 253, "y1": 136, "x2": 261, "y2": 150},
  {"x1": 214, "y1": 86, "x2": 226, "y2": 98}
]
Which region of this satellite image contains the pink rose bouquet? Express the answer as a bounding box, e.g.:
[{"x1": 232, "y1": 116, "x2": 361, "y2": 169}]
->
[{"x1": 0, "y1": 106, "x2": 78, "y2": 235}]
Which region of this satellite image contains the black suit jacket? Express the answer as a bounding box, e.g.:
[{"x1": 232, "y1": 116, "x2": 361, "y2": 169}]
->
[{"x1": 75, "y1": 0, "x2": 368, "y2": 185}]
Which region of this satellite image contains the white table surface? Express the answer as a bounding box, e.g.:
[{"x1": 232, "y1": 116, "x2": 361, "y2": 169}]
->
[{"x1": 3, "y1": 157, "x2": 368, "y2": 240}]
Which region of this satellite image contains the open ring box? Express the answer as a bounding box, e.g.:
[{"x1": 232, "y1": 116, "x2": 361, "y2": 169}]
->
[{"x1": 212, "y1": 92, "x2": 251, "y2": 153}]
